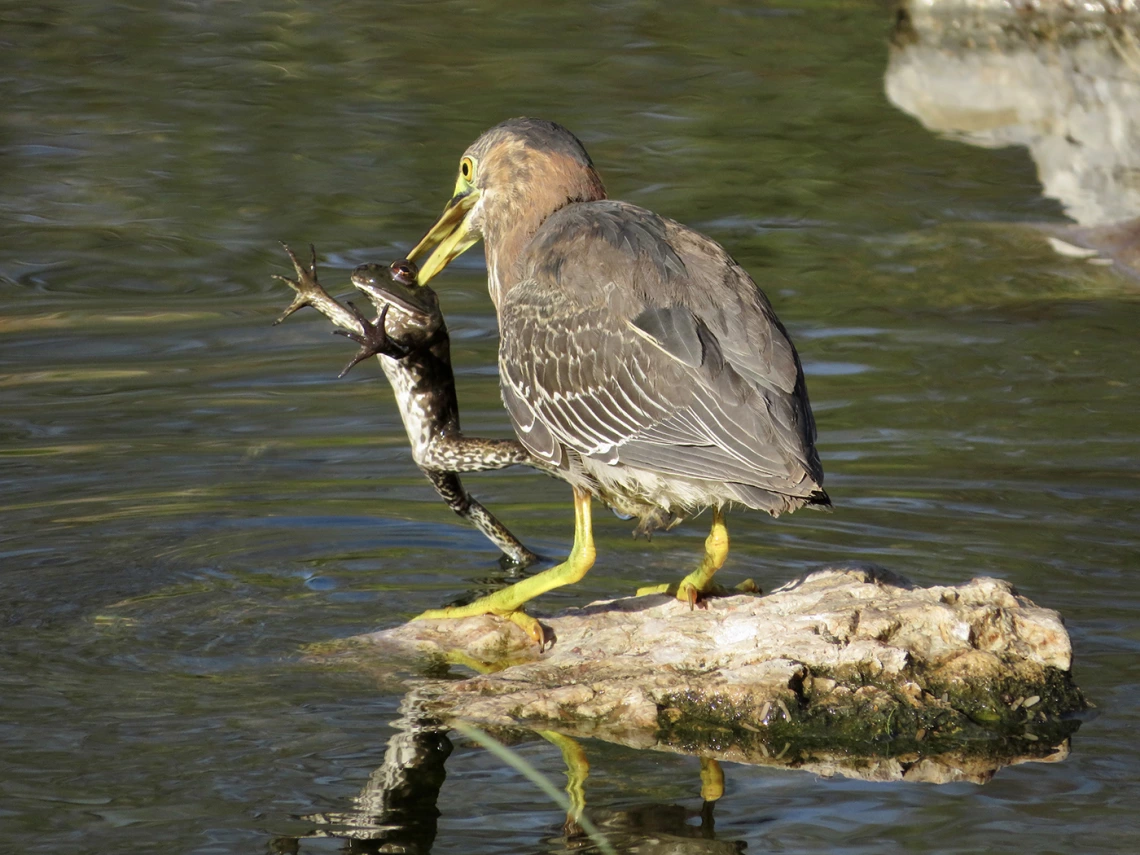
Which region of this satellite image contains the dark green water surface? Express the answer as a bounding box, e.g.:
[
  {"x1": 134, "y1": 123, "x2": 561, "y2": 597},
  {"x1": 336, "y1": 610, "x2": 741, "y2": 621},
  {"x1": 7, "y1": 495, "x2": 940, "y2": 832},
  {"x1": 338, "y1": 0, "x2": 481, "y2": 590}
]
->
[{"x1": 3, "y1": 2, "x2": 1139, "y2": 853}]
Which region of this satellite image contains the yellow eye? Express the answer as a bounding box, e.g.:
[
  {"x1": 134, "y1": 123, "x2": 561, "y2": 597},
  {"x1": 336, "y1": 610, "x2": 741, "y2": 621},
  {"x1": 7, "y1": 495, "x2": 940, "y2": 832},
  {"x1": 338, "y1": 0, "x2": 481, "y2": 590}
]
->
[{"x1": 460, "y1": 156, "x2": 475, "y2": 182}]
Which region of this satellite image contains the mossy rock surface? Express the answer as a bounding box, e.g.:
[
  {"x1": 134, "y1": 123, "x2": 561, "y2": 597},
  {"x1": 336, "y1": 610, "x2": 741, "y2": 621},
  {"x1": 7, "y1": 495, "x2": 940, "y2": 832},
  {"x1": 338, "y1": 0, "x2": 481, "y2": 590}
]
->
[{"x1": 321, "y1": 564, "x2": 1087, "y2": 783}]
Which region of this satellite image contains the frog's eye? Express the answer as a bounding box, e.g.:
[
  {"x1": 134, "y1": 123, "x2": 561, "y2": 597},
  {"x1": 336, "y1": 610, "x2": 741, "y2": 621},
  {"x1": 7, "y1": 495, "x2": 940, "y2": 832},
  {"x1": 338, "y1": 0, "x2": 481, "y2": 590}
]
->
[{"x1": 460, "y1": 156, "x2": 475, "y2": 182}]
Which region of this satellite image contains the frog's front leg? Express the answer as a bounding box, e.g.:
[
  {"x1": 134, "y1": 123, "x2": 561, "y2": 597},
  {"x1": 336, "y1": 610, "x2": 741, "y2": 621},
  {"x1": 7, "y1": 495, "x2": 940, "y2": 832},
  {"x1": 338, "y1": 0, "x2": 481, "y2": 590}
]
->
[
  {"x1": 272, "y1": 243, "x2": 361, "y2": 333},
  {"x1": 334, "y1": 302, "x2": 409, "y2": 378}
]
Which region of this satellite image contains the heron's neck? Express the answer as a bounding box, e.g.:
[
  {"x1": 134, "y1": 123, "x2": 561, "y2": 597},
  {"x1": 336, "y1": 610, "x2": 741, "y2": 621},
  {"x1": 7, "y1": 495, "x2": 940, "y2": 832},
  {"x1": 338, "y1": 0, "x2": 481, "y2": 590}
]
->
[
  {"x1": 482, "y1": 169, "x2": 606, "y2": 309},
  {"x1": 484, "y1": 227, "x2": 532, "y2": 310}
]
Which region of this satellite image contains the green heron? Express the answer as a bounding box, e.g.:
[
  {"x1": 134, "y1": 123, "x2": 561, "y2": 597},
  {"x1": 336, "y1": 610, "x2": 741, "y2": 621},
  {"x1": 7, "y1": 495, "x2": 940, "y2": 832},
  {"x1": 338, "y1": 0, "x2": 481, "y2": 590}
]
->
[{"x1": 408, "y1": 118, "x2": 828, "y2": 645}]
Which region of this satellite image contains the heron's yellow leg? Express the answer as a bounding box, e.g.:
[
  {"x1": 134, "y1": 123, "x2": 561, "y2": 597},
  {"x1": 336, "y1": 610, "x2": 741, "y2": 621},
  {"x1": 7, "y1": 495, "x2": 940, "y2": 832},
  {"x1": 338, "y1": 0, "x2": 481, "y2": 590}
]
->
[
  {"x1": 637, "y1": 508, "x2": 729, "y2": 605},
  {"x1": 538, "y1": 730, "x2": 589, "y2": 828},
  {"x1": 699, "y1": 757, "x2": 725, "y2": 802},
  {"x1": 413, "y1": 488, "x2": 595, "y2": 645}
]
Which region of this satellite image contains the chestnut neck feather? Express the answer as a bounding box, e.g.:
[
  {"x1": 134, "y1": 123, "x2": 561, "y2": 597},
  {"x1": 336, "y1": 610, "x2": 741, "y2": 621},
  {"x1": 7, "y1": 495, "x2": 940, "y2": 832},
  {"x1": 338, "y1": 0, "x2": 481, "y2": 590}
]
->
[{"x1": 481, "y1": 150, "x2": 606, "y2": 308}]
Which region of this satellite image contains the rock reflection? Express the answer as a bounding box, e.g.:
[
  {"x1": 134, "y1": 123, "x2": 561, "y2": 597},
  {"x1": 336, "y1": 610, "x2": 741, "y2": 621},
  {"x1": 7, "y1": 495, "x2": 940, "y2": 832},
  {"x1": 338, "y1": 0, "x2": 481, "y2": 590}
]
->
[
  {"x1": 282, "y1": 562, "x2": 1085, "y2": 851},
  {"x1": 885, "y1": 3, "x2": 1140, "y2": 274},
  {"x1": 271, "y1": 679, "x2": 1076, "y2": 854}
]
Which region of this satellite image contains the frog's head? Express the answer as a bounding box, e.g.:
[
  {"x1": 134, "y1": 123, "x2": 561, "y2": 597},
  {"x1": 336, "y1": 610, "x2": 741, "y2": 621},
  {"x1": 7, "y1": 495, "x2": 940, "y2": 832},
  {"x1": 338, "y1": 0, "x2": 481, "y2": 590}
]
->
[{"x1": 350, "y1": 259, "x2": 443, "y2": 340}]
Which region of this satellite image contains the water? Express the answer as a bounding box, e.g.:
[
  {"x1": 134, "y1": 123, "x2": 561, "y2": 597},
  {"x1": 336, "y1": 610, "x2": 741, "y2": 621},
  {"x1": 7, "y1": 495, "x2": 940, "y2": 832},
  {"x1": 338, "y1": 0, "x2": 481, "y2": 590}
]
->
[{"x1": 3, "y1": 1, "x2": 1139, "y2": 852}]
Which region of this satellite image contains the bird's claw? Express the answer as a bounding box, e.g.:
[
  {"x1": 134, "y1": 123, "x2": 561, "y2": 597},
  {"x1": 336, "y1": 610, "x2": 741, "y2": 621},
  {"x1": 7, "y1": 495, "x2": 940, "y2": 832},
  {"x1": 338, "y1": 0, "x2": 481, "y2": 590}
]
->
[
  {"x1": 509, "y1": 610, "x2": 549, "y2": 651},
  {"x1": 412, "y1": 606, "x2": 549, "y2": 651},
  {"x1": 679, "y1": 581, "x2": 702, "y2": 610},
  {"x1": 272, "y1": 242, "x2": 332, "y2": 325},
  {"x1": 333, "y1": 303, "x2": 408, "y2": 378},
  {"x1": 636, "y1": 579, "x2": 749, "y2": 608}
]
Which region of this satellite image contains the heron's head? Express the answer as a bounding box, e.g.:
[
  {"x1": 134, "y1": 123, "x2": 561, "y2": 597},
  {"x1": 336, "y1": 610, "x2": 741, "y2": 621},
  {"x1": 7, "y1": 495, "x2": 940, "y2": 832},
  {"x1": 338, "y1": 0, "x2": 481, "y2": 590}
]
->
[{"x1": 409, "y1": 118, "x2": 606, "y2": 289}]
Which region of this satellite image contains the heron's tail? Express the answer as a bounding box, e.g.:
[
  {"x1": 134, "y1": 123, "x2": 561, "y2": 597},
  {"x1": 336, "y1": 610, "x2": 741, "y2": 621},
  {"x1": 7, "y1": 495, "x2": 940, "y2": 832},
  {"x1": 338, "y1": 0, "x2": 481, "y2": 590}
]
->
[{"x1": 805, "y1": 489, "x2": 832, "y2": 511}]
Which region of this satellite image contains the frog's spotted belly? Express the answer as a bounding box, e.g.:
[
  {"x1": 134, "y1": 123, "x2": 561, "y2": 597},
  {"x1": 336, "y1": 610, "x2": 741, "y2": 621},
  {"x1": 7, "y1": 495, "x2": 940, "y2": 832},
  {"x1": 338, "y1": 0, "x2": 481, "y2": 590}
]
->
[{"x1": 378, "y1": 349, "x2": 528, "y2": 474}]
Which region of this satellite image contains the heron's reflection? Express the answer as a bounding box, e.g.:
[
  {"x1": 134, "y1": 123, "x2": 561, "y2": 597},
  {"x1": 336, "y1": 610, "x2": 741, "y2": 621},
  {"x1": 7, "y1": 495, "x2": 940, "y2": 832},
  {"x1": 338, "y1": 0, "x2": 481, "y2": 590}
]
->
[{"x1": 271, "y1": 684, "x2": 743, "y2": 854}]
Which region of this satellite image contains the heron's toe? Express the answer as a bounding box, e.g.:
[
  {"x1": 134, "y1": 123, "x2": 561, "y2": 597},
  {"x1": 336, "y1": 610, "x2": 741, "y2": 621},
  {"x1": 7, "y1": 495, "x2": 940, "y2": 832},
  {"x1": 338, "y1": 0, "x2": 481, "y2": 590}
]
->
[
  {"x1": 506, "y1": 610, "x2": 548, "y2": 649},
  {"x1": 637, "y1": 580, "x2": 742, "y2": 607},
  {"x1": 411, "y1": 606, "x2": 454, "y2": 623},
  {"x1": 677, "y1": 580, "x2": 702, "y2": 610},
  {"x1": 410, "y1": 605, "x2": 547, "y2": 649}
]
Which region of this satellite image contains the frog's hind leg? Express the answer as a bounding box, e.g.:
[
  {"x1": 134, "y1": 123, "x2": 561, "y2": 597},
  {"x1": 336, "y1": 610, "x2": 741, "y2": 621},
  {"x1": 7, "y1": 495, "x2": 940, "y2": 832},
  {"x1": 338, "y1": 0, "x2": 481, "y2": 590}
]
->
[{"x1": 425, "y1": 470, "x2": 539, "y2": 568}]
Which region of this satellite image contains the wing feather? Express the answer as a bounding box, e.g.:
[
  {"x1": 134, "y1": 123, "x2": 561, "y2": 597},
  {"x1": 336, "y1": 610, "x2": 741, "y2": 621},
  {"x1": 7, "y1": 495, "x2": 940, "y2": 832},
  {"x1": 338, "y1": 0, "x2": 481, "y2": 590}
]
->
[{"x1": 498, "y1": 200, "x2": 824, "y2": 501}]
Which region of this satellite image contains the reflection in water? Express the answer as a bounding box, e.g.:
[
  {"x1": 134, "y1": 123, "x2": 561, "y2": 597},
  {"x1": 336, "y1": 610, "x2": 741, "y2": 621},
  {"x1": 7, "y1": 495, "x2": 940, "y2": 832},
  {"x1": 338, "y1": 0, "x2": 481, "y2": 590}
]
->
[
  {"x1": 274, "y1": 692, "x2": 452, "y2": 855},
  {"x1": 271, "y1": 669, "x2": 1076, "y2": 853},
  {"x1": 273, "y1": 687, "x2": 745, "y2": 855},
  {"x1": 885, "y1": 5, "x2": 1140, "y2": 272}
]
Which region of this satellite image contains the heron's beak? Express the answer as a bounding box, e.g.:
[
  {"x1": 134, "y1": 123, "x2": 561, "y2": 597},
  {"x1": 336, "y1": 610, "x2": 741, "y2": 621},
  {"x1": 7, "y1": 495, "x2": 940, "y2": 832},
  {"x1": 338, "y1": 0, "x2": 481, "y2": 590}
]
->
[{"x1": 408, "y1": 185, "x2": 481, "y2": 285}]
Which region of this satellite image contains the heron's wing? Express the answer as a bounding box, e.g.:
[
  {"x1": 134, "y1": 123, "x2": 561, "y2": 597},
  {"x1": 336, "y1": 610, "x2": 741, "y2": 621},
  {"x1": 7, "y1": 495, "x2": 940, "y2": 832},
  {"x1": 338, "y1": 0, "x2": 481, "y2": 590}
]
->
[
  {"x1": 499, "y1": 200, "x2": 823, "y2": 495},
  {"x1": 499, "y1": 283, "x2": 684, "y2": 467},
  {"x1": 660, "y1": 217, "x2": 807, "y2": 398},
  {"x1": 660, "y1": 215, "x2": 822, "y2": 468},
  {"x1": 500, "y1": 282, "x2": 817, "y2": 494}
]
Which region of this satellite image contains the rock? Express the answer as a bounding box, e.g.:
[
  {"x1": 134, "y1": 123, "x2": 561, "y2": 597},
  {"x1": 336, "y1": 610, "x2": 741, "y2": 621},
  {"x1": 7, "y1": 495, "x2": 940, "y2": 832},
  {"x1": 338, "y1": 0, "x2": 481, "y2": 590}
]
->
[
  {"x1": 888, "y1": 2, "x2": 1140, "y2": 231},
  {"x1": 901, "y1": 0, "x2": 1138, "y2": 23},
  {"x1": 315, "y1": 565, "x2": 1086, "y2": 782},
  {"x1": 888, "y1": 0, "x2": 1140, "y2": 280}
]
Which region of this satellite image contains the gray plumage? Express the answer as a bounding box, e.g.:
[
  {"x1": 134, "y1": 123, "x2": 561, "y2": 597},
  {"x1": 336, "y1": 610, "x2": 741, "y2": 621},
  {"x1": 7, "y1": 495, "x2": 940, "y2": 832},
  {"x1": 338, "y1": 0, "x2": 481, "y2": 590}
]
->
[
  {"x1": 403, "y1": 118, "x2": 831, "y2": 536},
  {"x1": 494, "y1": 197, "x2": 828, "y2": 529}
]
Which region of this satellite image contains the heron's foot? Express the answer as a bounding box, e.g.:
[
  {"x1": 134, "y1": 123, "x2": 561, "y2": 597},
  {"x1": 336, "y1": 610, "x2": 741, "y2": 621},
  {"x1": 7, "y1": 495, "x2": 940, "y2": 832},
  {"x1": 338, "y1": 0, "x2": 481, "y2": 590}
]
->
[
  {"x1": 636, "y1": 579, "x2": 713, "y2": 608},
  {"x1": 272, "y1": 243, "x2": 334, "y2": 325},
  {"x1": 636, "y1": 509, "x2": 737, "y2": 609},
  {"x1": 411, "y1": 489, "x2": 594, "y2": 654},
  {"x1": 635, "y1": 577, "x2": 759, "y2": 607},
  {"x1": 412, "y1": 603, "x2": 548, "y2": 650},
  {"x1": 333, "y1": 302, "x2": 408, "y2": 377}
]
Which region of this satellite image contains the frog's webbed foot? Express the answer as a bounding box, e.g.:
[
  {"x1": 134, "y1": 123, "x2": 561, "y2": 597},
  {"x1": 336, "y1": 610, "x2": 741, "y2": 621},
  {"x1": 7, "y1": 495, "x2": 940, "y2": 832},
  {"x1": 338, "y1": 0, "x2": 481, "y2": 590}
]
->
[
  {"x1": 334, "y1": 302, "x2": 409, "y2": 378},
  {"x1": 272, "y1": 243, "x2": 334, "y2": 325}
]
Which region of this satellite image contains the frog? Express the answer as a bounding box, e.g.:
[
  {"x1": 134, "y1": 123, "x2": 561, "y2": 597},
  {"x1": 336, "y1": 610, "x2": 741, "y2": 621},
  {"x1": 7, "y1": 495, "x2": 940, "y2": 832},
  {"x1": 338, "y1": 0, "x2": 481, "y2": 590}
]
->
[{"x1": 273, "y1": 244, "x2": 539, "y2": 567}]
